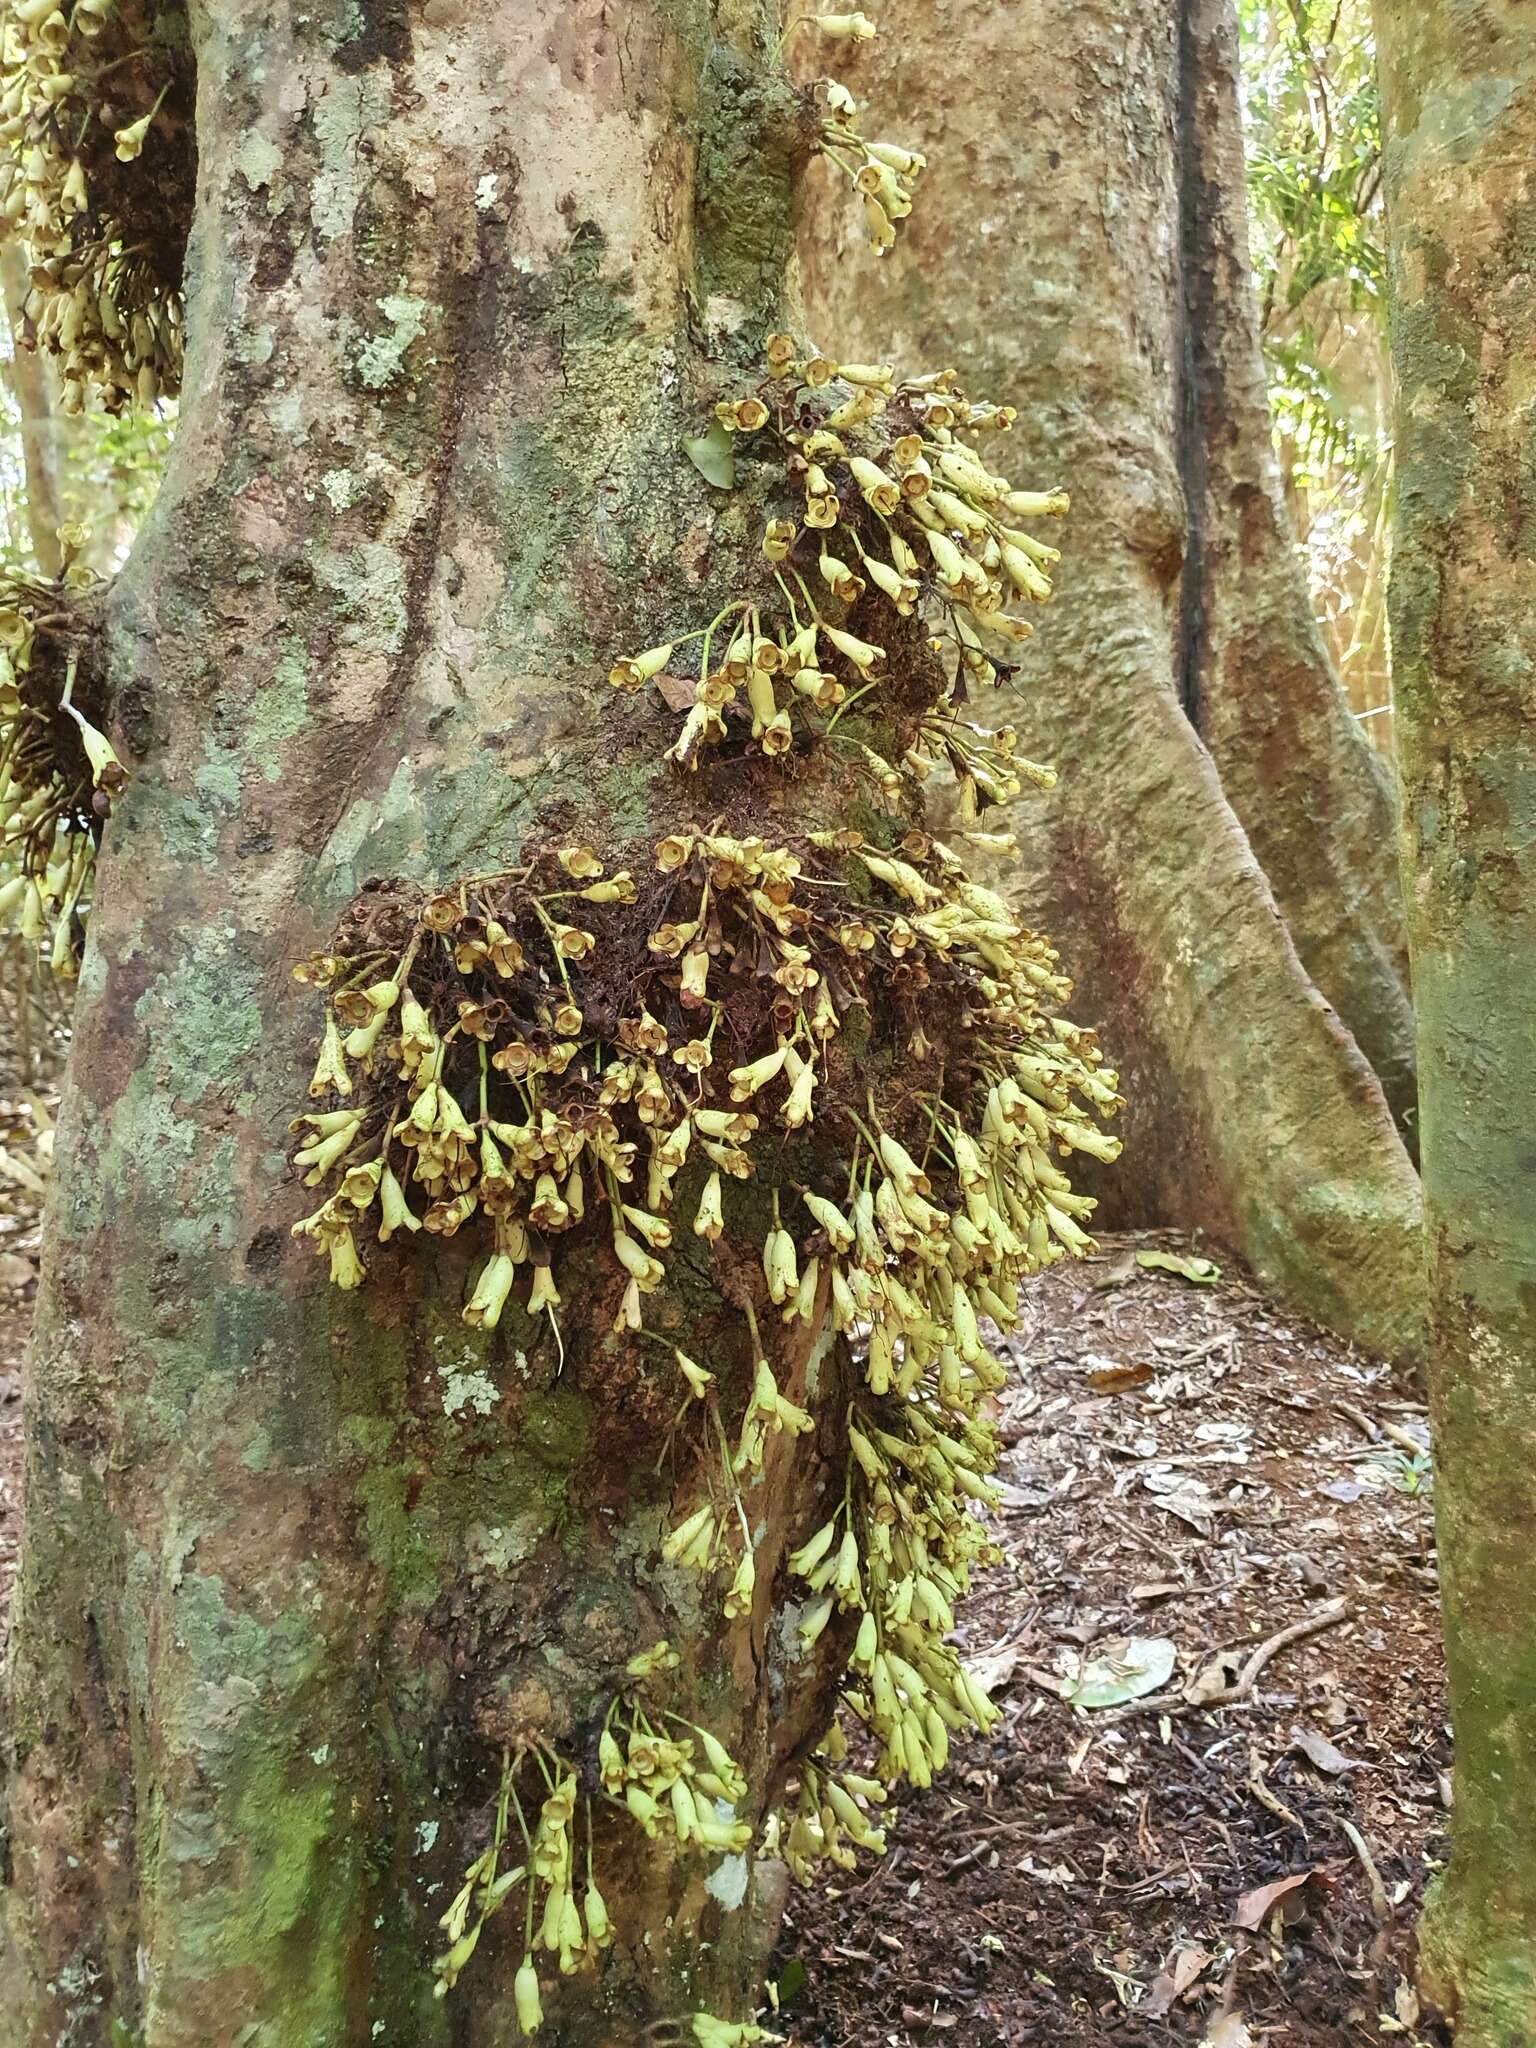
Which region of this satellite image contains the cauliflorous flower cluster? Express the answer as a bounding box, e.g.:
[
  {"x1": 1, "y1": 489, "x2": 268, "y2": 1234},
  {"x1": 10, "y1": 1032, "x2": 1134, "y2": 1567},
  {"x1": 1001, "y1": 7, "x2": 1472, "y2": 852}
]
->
[
  {"x1": 0, "y1": 547, "x2": 122, "y2": 979},
  {"x1": 611, "y1": 341, "x2": 1066, "y2": 810},
  {"x1": 0, "y1": 0, "x2": 188, "y2": 411},
  {"x1": 294, "y1": 819, "x2": 1120, "y2": 2028},
  {"x1": 288, "y1": 10, "x2": 1115, "y2": 2038}
]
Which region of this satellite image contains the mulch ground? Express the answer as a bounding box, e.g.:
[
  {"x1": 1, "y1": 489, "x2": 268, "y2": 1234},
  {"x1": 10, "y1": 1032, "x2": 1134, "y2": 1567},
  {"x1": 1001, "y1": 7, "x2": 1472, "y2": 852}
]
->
[
  {"x1": 0, "y1": 1205, "x2": 1450, "y2": 2046},
  {"x1": 775, "y1": 1233, "x2": 1449, "y2": 2048}
]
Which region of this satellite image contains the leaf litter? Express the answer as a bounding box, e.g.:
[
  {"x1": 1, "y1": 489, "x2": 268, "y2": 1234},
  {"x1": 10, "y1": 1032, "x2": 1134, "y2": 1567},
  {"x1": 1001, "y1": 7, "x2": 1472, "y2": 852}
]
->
[{"x1": 777, "y1": 1230, "x2": 1449, "y2": 2046}]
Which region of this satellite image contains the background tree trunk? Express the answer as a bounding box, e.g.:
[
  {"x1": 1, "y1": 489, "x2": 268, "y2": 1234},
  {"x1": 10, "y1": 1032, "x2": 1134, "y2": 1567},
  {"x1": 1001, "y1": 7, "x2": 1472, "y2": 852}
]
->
[
  {"x1": 0, "y1": 5, "x2": 857, "y2": 2040},
  {"x1": 797, "y1": 0, "x2": 1423, "y2": 1365},
  {"x1": 1181, "y1": 0, "x2": 1418, "y2": 1139},
  {"x1": 2, "y1": 243, "x2": 66, "y2": 580},
  {"x1": 1374, "y1": 7, "x2": 1536, "y2": 2038}
]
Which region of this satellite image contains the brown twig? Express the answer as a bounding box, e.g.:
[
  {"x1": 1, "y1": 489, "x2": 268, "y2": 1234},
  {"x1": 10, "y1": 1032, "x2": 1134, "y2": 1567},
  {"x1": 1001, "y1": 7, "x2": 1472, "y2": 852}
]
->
[
  {"x1": 1247, "y1": 1746, "x2": 1305, "y2": 1833},
  {"x1": 1099, "y1": 1598, "x2": 1352, "y2": 1723},
  {"x1": 1340, "y1": 1817, "x2": 1394, "y2": 1926},
  {"x1": 1333, "y1": 1397, "x2": 1428, "y2": 1462}
]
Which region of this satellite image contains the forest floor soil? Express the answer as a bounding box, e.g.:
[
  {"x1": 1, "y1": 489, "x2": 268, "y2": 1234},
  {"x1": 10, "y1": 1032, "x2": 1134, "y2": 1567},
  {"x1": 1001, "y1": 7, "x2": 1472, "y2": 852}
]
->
[
  {"x1": 778, "y1": 1232, "x2": 1449, "y2": 2048},
  {"x1": 0, "y1": 1204, "x2": 1448, "y2": 2047}
]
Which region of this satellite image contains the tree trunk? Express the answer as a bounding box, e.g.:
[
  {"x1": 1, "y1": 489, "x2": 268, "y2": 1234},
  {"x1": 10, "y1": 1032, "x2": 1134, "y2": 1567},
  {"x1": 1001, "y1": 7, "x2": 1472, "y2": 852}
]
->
[
  {"x1": 1181, "y1": 0, "x2": 1418, "y2": 1139},
  {"x1": 0, "y1": 6, "x2": 837, "y2": 2041},
  {"x1": 1373, "y1": 8, "x2": 1536, "y2": 2038},
  {"x1": 1, "y1": 3, "x2": 1111, "y2": 2041},
  {"x1": 2, "y1": 242, "x2": 66, "y2": 580},
  {"x1": 798, "y1": 0, "x2": 1424, "y2": 1365}
]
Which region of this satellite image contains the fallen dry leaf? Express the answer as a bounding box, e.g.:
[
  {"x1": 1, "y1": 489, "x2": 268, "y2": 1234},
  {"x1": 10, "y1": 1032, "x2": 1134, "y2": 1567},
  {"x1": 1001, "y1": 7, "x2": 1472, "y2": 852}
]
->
[
  {"x1": 1291, "y1": 1723, "x2": 1357, "y2": 1776},
  {"x1": 1184, "y1": 1648, "x2": 1243, "y2": 1704},
  {"x1": 1085, "y1": 1361, "x2": 1156, "y2": 1394},
  {"x1": 1235, "y1": 1869, "x2": 1317, "y2": 1930},
  {"x1": 964, "y1": 1645, "x2": 1019, "y2": 1699},
  {"x1": 1088, "y1": 1250, "x2": 1138, "y2": 1290},
  {"x1": 1144, "y1": 1944, "x2": 1212, "y2": 2016}
]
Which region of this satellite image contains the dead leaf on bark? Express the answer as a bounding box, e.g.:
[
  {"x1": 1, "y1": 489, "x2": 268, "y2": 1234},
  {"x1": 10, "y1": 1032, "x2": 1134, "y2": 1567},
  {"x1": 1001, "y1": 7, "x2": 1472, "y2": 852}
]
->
[
  {"x1": 681, "y1": 418, "x2": 736, "y2": 488},
  {"x1": 653, "y1": 673, "x2": 697, "y2": 712}
]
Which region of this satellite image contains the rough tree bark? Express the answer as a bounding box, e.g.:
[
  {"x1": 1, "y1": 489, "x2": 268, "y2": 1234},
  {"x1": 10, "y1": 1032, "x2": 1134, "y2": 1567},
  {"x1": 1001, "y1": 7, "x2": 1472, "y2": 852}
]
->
[
  {"x1": 1374, "y1": 7, "x2": 1536, "y2": 2038},
  {"x1": 798, "y1": 0, "x2": 1423, "y2": 1364},
  {"x1": 0, "y1": 4, "x2": 889, "y2": 2041},
  {"x1": 1, "y1": 242, "x2": 66, "y2": 580}
]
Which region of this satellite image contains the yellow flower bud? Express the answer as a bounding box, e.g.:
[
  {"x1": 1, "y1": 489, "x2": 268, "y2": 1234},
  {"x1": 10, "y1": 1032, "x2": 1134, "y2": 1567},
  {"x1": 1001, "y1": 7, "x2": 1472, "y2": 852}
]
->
[
  {"x1": 514, "y1": 1958, "x2": 543, "y2": 2034},
  {"x1": 723, "y1": 1546, "x2": 756, "y2": 1620},
  {"x1": 810, "y1": 9, "x2": 878, "y2": 37},
  {"x1": 818, "y1": 546, "x2": 864, "y2": 603},
  {"x1": 608, "y1": 642, "x2": 674, "y2": 692},
  {"x1": 113, "y1": 111, "x2": 155, "y2": 162},
  {"x1": 763, "y1": 1222, "x2": 798, "y2": 1304},
  {"x1": 674, "y1": 1348, "x2": 714, "y2": 1397},
  {"x1": 378, "y1": 1162, "x2": 421, "y2": 1240},
  {"x1": 822, "y1": 623, "x2": 885, "y2": 674},
  {"x1": 848, "y1": 455, "x2": 901, "y2": 515},
  {"x1": 693, "y1": 1169, "x2": 724, "y2": 1243},
  {"x1": 328, "y1": 1226, "x2": 366, "y2": 1290},
  {"x1": 463, "y1": 1252, "x2": 516, "y2": 1330}
]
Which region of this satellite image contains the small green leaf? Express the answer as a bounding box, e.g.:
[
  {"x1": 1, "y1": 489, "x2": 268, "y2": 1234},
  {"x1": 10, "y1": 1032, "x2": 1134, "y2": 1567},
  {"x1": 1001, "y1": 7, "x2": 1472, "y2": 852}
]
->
[
  {"x1": 1135, "y1": 1250, "x2": 1222, "y2": 1286},
  {"x1": 776, "y1": 1957, "x2": 808, "y2": 2005},
  {"x1": 683, "y1": 419, "x2": 736, "y2": 490}
]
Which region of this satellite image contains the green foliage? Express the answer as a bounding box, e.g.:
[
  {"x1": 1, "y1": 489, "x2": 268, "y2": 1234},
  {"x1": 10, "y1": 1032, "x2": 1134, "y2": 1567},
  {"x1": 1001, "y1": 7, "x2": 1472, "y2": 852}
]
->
[
  {"x1": 1, "y1": 318, "x2": 171, "y2": 582},
  {"x1": 1239, "y1": 0, "x2": 1387, "y2": 496},
  {"x1": 1239, "y1": 0, "x2": 1394, "y2": 729}
]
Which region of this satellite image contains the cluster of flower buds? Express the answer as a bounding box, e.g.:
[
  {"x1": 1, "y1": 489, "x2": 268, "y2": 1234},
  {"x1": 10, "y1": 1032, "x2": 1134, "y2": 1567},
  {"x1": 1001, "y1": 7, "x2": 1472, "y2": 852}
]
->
[
  {"x1": 814, "y1": 70, "x2": 924, "y2": 254},
  {"x1": 291, "y1": 827, "x2": 1117, "y2": 1325},
  {"x1": 0, "y1": 0, "x2": 186, "y2": 411},
  {"x1": 609, "y1": 340, "x2": 1067, "y2": 814},
  {"x1": 432, "y1": 1645, "x2": 766, "y2": 2038},
  {"x1": 296, "y1": 818, "x2": 1120, "y2": 1923},
  {"x1": 433, "y1": 1744, "x2": 612, "y2": 2025},
  {"x1": 0, "y1": 548, "x2": 123, "y2": 978},
  {"x1": 599, "y1": 1697, "x2": 752, "y2": 1854}
]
